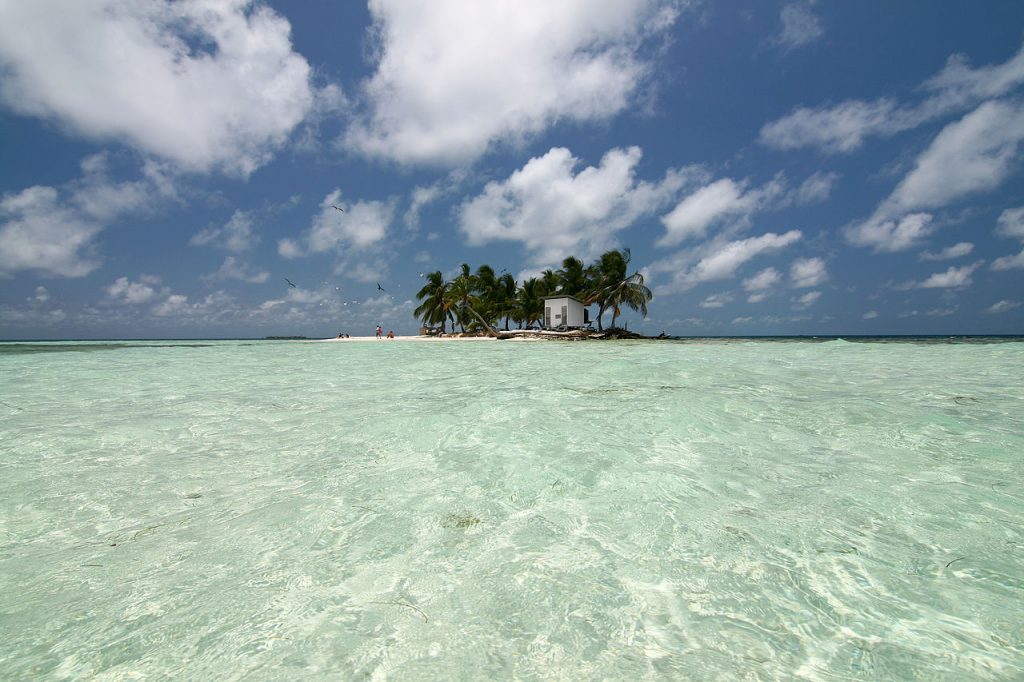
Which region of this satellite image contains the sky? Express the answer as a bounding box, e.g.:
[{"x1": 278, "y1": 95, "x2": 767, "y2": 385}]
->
[{"x1": 1, "y1": 0, "x2": 1023, "y2": 339}]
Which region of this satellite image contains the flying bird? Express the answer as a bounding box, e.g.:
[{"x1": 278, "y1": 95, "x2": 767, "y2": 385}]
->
[
  {"x1": 377, "y1": 282, "x2": 386, "y2": 292},
  {"x1": 284, "y1": 278, "x2": 296, "y2": 288},
  {"x1": 331, "y1": 205, "x2": 345, "y2": 212}
]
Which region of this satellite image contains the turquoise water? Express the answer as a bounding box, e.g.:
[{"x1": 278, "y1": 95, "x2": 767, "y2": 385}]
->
[{"x1": 1, "y1": 339, "x2": 1022, "y2": 680}]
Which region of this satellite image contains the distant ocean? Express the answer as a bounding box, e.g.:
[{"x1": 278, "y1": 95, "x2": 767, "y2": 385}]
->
[{"x1": 2, "y1": 338, "x2": 1022, "y2": 679}]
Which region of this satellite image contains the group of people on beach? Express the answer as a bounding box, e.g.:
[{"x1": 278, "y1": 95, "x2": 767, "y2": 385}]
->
[{"x1": 375, "y1": 325, "x2": 394, "y2": 339}]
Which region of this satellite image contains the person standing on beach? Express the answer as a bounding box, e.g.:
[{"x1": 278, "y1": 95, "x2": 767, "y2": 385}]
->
[{"x1": 375, "y1": 325, "x2": 383, "y2": 339}]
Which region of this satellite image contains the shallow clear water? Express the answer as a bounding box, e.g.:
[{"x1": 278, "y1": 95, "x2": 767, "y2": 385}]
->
[{"x1": 1, "y1": 339, "x2": 1023, "y2": 680}]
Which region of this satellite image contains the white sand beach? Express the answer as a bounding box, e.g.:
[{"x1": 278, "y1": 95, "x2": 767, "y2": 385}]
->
[{"x1": 312, "y1": 334, "x2": 499, "y2": 342}]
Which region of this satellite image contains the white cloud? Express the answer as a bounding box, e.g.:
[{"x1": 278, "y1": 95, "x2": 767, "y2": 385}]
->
[
  {"x1": 862, "y1": 310, "x2": 879, "y2": 319},
  {"x1": 306, "y1": 191, "x2": 395, "y2": 252},
  {"x1": 699, "y1": 293, "x2": 732, "y2": 309},
  {"x1": 884, "y1": 100, "x2": 1024, "y2": 214},
  {"x1": 345, "y1": 0, "x2": 680, "y2": 165},
  {"x1": 151, "y1": 291, "x2": 238, "y2": 320},
  {"x1": 106, "y1": 275, "x2": 163, "y2": 304},
  {"x1": 743, "y1": 267, "x2": 782, "y2": 291},
  {"x1": 31, "y1": 286, "x2": 50, "y2": 303},
  {"x1": 659, "y1": 179, "x2": 746, "y2": 245},
  {"x1": 991, "y1": 248, "x2": 1024, "y2": 271},
  {"x1": 1, "y1": 150, "x2": 176, "y2": 279},
  {"x1": 190, "y1": 210, "x2": 260, "y2": 253},
  {"x1": 916, "y1": 261, "x2": 983, "y2": 288},
  {"x1": 0, "y1": 186, "x2": 101, "y2": 278},
  {"x1": 790, "y1": 257, "x2": 828, "y2": 288},
  {"x1": 926, "y1": 306, "x2": 958, "y2": 317},
  {"x1": 281, "y1": 190, "x2": 395, "y2": 260},
  {"x1": 277, "y1": 239, "x2": 304, "y2": 259},
  {"x1": 658, "y1": 175, "x2": 792, "y2": 247},
  {"x1": 792, "y1": 171, "x2": 839, "y2": 204},
  {"x1": 845, "y1": 212, "x2": 934, "y2": 253},
  {"x1": 776, "y1": 2, "x2": 824, "y2": 50},
  {"x1": 847, "y1": 100, "x2": 1024, "y2": 254},
  {"x1": 996, "y1": 206, "x2": 1024, "y2": 239},
  {"x1": 986, "y1": 299, "x2": 1021, "y2": 314},
  {"x1": 759, "y1": 42, "x2": 1024, "y2": 153},
  {"x1": 760, "y1": 98, "x2": 903, "y2": 153},
  {"x1": 460, "y1": 146, "x2": 694, "y2": 264},
  {"x1": 651, "y1": 230, "x2": 802, "y2": 293},
  {"x1": 920, "y1": 242, "x2": 974, "y2": 261},
  {"x1": 0, "y1": 1, "x2": 316, "y2": 176},
  {"x1": 404, "y1": 185, "x2": 442, "y2": 229},
  {"x1": 792, "y1": 290, "x2": 821, "y2": 308},
  {"x1": 202, "y1": 256, "x2": 269, "y2": 284}
]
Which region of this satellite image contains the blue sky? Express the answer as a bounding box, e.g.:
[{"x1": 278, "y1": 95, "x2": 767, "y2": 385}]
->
[{"x1": 1, "y1": 0, "x2": 1023, "y2": 339}]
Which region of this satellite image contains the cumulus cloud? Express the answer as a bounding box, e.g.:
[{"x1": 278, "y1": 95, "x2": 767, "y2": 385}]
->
[
  {"x1": 920, "y1": 242, "x2": 974, "y2": 261},
  {"x1": 699, "y1": 293, "x2": 733, "y2": 309},
  {"x1": 31, "y1": 286, "x2": 50, "y2": 304},
  {"x1": 657, "y1": 171, "x2": 830, "y2": 247},
  {"x1": 883, "y1": 100, "x2": 1024, "y2": 214},
  {"x1": 0, "y1": 155, "x2": 178, "y2": 278},
  {"x1": 792, "y1": 171, "x2": 839, "y2": 204},
  {"x1": 346, "y1": 0, "x2": 681, "y2": 165},
  {"x1": 743, "y1": 267, "x2": 782, "y2": 292},
  {"x1": 792, "y1": 290, "x2": 821, "y2": 308},
  {"x1": 916, "y1": 261, "x2": 983, "y2": 288},
  {"x1": 846, "y1": 212, "x2": 934, "y2": 253},
  {"x1": 403, "y1": 185, "x2": 442, "y2": 230},
  {"x1": 0, "y1": 1, "x2": 317, "y2": 176},
  {"x1": 201, "y1": 256, "x2": 269, "y2": 284},
  {"x1": 986, "y1": 299, "x2": 1021, "y2": 314},
  {"x1": 280, "y1": 190, "x2": 396, "y2": 262},
  {"x1": 847, "y1": 100, "x2": 1024, "y2": 253},
  {"x1": 991, "y1": 249, "x2": 1024, "y2": 271},
  {"x1": 660, "y1": 178, "x2": 757, "y2": 246},
  {"x1": 106, "y1": 274, "x2": 163, "y2": 304},
  {"x1": 862, "y1": 310, "x2": 879, "y2": 319},
  {"x1": 190, "y1": 210, "x2": 260, "y2": 253},
  {"x1": 460, "y1": 146, "x2": 695, "y2": 265},
  {"x1": 759, "y1": 42, "x2": 1024, "y2": 153},
  {"x1": 0, "y1": 186, "x2": 102, "y2": 278},
  {"x1": 789, "y1": 257, "x2": 827, "y2": 287},
  {"x1": 775, "y1": 2, "x2": 824, "y2": 50},
  {"x1": 308, "y1": 190, "x2": 395, "y2": 252},
  {"x1": 651, "y1": 230, "x2": 803, "y2": 293},
  {"x1": 996, "y1": 206, "x2": 1024, "y2": 239}
]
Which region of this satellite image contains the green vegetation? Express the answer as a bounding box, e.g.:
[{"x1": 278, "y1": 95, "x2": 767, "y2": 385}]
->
[{"x1": 414, "y1": 249, "x2": 652, "y2": 334}]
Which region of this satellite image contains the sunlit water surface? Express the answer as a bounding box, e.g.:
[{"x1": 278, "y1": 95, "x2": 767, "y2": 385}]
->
[{"x1": 1, "y1": 338, "x2": 1022, "y2": 680}]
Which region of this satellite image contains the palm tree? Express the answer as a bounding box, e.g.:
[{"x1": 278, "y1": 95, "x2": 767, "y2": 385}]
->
[
  {"x1": 556, "y1": 256, "x2": 589, "y2": 297},
  {"x1": 605, "y1": 269, "x2": 652, "y2": 329},
  {"x1": 475, "y1": 264, "x2": 500, "y2": 327},
  {"x1": 590, "y1": 249, "x2": 630, "y2": 331},
  {"x1": 515, "y1": 277, "x2": 545, "y2": 329},
  {"x1": 495, "y1": 272, "x2": 518, "y2": 330},
  {"x1": 414, "y1": 271, "x2": 450, "y2": 333},
  {"x1": 539, "y1": 269, "x2": 559, "y2": 296},
  {"x1": 445, "y1": 265, "x2": 499, "y2": 337}
]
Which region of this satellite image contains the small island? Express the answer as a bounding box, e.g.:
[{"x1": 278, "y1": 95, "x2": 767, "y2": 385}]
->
[{"x1": 414, "y1": 249, "x2": 653, "y2": 339}]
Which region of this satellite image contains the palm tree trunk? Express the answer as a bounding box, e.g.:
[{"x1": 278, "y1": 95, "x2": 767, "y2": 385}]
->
[{"x1": 464, "y1": 303, "x2": 499, "y2": 337}]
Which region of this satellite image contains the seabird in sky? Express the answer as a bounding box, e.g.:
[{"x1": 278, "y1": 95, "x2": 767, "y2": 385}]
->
[
  {"x1": 284, "y1": 278, "x2": 296, "y2": 288},
  {"x1": 331, "y1": 205, "x2": 345, "y2": 212},
  {"x1": 376, "y1": 282, "x2": 386, "y2": 292}
]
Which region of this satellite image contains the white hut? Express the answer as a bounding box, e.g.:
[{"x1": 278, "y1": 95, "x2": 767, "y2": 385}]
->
[{"x1": 543, "y1": 295, "x2": 590, "y2": 330}]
